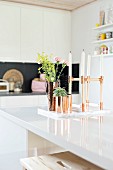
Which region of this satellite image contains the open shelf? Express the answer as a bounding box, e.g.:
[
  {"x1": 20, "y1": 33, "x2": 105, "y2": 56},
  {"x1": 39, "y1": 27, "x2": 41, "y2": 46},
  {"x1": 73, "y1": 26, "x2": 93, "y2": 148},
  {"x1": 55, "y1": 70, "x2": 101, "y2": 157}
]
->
[
  {"x1": 92, "y1": 38, "x2": 113, "y2": 44},
  {"x1": 93, "y1": 54, "x2": 113, "y2": 57},
  {"x1": 93, "y1": 23, "x2": 113, "y2": 30}
]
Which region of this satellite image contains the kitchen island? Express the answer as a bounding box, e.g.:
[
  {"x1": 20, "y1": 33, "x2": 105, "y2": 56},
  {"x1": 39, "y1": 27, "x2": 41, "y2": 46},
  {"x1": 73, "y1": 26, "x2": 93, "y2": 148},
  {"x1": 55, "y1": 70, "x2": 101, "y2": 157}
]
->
[{"x1": 0, "y1": 107, "x2": 113, "y2": 170}]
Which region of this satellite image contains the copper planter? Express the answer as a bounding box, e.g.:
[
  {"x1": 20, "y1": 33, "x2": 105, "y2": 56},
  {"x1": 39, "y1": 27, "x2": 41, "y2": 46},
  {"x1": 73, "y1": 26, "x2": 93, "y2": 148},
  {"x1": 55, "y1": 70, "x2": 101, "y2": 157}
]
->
[{"x1": 53, "y1": 95, "x2": 72, "y2": 113}]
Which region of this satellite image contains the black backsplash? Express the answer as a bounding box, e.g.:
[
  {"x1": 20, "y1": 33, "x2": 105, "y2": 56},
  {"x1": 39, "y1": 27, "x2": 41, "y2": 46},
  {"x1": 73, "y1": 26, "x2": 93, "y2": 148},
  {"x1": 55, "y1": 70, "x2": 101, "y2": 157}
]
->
[{"x1": 0, "y1": 62, "x2": 79, "y2": 93}]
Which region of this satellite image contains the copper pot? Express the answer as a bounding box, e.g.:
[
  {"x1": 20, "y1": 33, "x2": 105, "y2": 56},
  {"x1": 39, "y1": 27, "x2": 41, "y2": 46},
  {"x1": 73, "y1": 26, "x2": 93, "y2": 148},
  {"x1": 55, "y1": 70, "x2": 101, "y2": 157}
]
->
[{"x1": 52, "y1": 95, "x2": 72, "y2": 113}]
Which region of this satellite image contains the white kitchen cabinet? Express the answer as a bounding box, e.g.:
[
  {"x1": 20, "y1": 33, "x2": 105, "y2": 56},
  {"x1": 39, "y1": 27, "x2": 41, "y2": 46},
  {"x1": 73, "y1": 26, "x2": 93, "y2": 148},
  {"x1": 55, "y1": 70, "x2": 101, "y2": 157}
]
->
[
  {"x1": 0, "y1": 94, "x2": 79, "y2": 108},
  {"x1": 0, "y1": 95, "x2": 48, "y2": 108},
  {"x1": 0, "y1": 3, "x2": 20, "y2": 61},
  {"x1": 21, "y1": 7, "x2": 71, "y2": 62},
  {"x1": 43, "y1": 9, "x2": 71, "y2": 61},
  {"x1": 21, "y1": 6, "x2": 43, "y2": 62},
  {"x1": 0, "y1": 2, "x2": 71, "y2": 62}
]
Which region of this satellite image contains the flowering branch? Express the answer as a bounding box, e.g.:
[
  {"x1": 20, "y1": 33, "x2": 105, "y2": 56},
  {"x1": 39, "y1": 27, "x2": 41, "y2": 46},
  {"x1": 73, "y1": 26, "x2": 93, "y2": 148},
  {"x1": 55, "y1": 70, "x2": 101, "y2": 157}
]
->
[
  {"x1": 57, "y1": 62, "x2": 67, "y2": 80},
  {"x1": 37, "y1": 52, "x2": 68, "y2": 83}
]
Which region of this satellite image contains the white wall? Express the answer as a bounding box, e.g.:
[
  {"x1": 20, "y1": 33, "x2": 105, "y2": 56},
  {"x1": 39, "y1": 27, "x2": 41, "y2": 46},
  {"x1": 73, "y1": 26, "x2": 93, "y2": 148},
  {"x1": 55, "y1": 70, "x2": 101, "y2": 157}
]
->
[{"x1": 72, "y1": 0, "x2": 113, "y2": 110}]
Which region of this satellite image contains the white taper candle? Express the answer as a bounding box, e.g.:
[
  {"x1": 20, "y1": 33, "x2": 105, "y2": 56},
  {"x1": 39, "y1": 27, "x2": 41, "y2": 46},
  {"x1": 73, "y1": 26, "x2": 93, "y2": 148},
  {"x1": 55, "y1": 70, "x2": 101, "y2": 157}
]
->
[
  {"x1": 81, "y1": 50, "x2": 85, "y2": 76},
  {"x1": 69, "y1": 51, "x2": 72, "y2": 94}
]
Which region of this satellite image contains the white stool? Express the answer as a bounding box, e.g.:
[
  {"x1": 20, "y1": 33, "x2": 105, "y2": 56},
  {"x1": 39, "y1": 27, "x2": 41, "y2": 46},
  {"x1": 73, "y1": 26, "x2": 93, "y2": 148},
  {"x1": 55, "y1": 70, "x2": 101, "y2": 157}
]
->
[{"x1": 20, "y1": 151, "x2": 103, "y2": 170}]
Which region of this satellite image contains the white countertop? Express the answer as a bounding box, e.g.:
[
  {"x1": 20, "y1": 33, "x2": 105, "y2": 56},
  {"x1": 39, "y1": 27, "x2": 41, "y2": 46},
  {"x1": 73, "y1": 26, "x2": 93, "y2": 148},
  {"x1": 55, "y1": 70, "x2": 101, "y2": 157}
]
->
[{"x1": 0, "y1": 107, "x2": 113, "y2": 170}]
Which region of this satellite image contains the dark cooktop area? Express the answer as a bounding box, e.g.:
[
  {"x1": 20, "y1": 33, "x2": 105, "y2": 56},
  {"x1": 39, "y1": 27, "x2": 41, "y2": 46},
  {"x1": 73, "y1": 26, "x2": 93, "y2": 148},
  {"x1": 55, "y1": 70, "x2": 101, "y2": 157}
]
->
[{"x1": 0, "y1": 62, "x2": 79, "y2": 93}]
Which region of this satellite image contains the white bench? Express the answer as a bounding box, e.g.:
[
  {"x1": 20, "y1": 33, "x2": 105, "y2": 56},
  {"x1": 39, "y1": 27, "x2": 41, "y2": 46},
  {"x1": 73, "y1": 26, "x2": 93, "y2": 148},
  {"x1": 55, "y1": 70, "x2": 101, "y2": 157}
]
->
[{"x1": 20, "y1": 151, "x2": 103, "y2": 170}]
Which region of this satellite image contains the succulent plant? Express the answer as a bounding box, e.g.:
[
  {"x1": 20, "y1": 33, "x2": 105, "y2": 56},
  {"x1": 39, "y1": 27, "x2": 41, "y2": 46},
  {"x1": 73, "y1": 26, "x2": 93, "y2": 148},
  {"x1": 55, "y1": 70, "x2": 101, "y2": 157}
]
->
[{"x1": 53, "y1": 87, "x2": 67, "y2": 97}]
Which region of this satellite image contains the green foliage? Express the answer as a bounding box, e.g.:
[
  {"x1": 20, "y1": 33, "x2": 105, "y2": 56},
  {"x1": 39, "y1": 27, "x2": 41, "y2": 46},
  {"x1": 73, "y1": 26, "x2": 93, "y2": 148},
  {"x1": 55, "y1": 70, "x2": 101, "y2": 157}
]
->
[
  {"x1": 37, "y1": 52, "x2": 55, "y2": 82},
  {"x1": 37, "y1": 52, "x2": 67, "y2": 82},
  {"x1": 53, "y1": 87, "x2": 67, "y2": 97}
]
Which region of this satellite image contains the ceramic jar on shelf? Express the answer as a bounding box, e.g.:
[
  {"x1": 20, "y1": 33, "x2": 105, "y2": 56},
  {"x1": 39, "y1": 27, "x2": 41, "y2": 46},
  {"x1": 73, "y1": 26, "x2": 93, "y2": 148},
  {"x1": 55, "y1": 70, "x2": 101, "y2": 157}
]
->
[{"x1": 8, "y1": 78, "x2": 15, "y2": 92}]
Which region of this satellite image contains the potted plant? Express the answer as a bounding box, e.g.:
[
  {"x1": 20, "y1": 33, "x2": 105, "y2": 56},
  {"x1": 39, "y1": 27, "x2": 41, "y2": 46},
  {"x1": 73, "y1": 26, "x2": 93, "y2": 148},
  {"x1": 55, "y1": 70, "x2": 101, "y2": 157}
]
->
[
  {"x1": 53, "y1": 87, "x2": 68, "y2": 113},
  {"x1": 53, "y1": 87, "x2": 67, "y2": 97},
  {"x1": 37, "y1": 52, "x2": 68, "y2": 111}
]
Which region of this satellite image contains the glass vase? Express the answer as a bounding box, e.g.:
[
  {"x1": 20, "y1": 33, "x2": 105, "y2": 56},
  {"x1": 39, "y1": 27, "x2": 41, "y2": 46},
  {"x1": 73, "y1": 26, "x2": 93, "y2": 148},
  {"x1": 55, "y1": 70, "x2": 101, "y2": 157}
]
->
[{"x1": 47, "y1": 82, "x2": 54, "y2": 111}]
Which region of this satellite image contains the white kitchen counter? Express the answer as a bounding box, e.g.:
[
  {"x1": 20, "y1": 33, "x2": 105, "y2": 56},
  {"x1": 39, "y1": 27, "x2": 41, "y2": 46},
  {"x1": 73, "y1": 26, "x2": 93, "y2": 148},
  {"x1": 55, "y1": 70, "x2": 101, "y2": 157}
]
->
[{"x1": 0, "y1": 107, "x2": 113, "y2": 170}]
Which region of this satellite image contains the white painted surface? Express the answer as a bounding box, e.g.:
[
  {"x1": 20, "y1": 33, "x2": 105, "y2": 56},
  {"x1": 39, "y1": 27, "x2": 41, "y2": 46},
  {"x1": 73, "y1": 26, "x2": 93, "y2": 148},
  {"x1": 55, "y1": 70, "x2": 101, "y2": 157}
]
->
[
  {"x1": 71, "y1": 0, "x2": 113, "y2": 110},
  {"x1": 0, "y1": 107, "x2": 113, "y2": 169},
  {"x1": 0, "y1": 1, "x2": 71, "y2": 62},
  {"x1": 0, "y1": 115, "x2": 27, "y2": 170},
  {"x1": 72, "y1": 94, "x2": 80, "y2": 104},
  {"x1": 0, "y1": 95, "x2": 48, "y2": 108},
  {"x1": 0, "y1": 94, "x2": 79, "y2": 108},
  {"x1": 0, "y1": 3, "x2": 20, "y2": 61},
  {"x1": 43, "y1": 8, "x2": 71, "y2": 61},
  {"x1": 21, "y1": 6, "x2": 43, "y2": 62},
  {"x1": 28, "y1": 131, "x2": 63, "y2": 157}
]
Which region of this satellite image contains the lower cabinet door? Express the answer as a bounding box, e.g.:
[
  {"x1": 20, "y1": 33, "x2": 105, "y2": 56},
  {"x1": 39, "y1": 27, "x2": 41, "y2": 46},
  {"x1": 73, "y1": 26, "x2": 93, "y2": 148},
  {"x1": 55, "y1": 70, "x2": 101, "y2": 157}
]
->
[{"x1": 0, "y1": 95, "x2": 48, "y2": 108}]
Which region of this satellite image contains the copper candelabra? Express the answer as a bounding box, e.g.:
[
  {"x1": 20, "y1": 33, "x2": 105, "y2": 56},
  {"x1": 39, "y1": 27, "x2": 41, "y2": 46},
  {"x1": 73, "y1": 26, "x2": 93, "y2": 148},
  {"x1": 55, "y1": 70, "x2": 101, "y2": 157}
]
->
[{"x1": 71, "y1": 76, "x2": 104, "y2": 112}]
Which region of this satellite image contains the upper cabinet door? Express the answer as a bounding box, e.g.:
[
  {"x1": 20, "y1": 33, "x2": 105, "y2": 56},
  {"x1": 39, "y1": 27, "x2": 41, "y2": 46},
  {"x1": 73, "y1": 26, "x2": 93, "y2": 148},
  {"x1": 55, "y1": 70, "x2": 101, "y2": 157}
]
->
[
  {"x1": 21, "y1": 7, "x2": 43, "y2": 62},
  {"x1": 43, "y1": 9, "x2": 71, "y2": 61},
  {"x1": 0, "y1": 3, "x2": 20, "y2": 61}
]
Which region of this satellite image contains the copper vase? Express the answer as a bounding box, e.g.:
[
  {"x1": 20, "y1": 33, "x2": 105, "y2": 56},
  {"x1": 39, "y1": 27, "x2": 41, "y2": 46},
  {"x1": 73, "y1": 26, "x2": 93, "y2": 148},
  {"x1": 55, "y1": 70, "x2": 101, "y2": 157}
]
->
[
  {"x1": 47, "y1": 81, "x2": 60, "y2": 111},
  {"x1": 53, "y1": 96, "x2": 69, "y2": 113}
]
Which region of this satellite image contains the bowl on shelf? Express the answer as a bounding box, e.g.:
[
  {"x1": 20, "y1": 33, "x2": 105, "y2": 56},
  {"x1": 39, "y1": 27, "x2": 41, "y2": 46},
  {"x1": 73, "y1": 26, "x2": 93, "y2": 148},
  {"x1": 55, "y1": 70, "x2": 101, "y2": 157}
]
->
[{"x1": 106, "y1": 32, "x2": 112, "y2": 39}]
